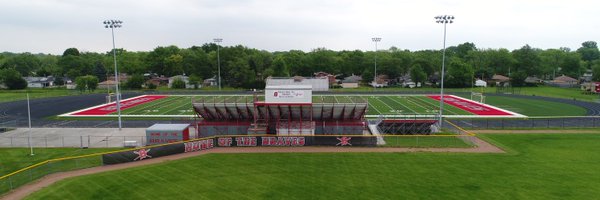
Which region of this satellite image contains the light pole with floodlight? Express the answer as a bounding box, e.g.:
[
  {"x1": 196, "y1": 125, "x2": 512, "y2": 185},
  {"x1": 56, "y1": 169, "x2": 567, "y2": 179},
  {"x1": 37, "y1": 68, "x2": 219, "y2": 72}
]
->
[
  {"x1": 435, "y1": 15, "x2": 454, "y2": 129},
  {"x1": 104, "y1": 19, "x2": 123, "y2": 130},
  {"x1": 214, "y1": 38, "x2": 223, "y2": 90},
  {"x1": 372, "y1": 37, "x2": 381, "y2": 87}
]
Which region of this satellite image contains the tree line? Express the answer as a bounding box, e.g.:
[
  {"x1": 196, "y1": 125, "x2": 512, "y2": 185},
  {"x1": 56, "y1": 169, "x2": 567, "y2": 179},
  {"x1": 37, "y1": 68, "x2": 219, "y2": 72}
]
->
[{"x1": 0, "y1": 41, "x2": 599, "y2": 90}]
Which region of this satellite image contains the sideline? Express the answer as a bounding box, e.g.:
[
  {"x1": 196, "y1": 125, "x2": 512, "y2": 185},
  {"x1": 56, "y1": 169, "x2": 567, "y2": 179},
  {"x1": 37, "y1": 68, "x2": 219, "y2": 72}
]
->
[{"x1": 1, "y1": 137, "x2": 501, "y2": 200}]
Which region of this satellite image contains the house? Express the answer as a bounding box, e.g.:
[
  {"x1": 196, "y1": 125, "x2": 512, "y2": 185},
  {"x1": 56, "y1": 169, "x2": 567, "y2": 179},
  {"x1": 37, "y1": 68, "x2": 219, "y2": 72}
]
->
[
  {"x1": 168, "y1": 75, "x2": 194, "y2": 89},
  {"x1": 146, "y1": 76, "x2": 169, "y2": 87},
  {"x1": 341, "y1": 75, "x2": 362, "y2": 88},
  {"x1": 203, "y1": 77, "x2": 217, "y2": 87},
  {"x1": 107, "y1": 73, "x2": 129, "y2": 82},
  {"x1": 313, "y1": 71, "x2": 337, "y2": 85},
  {"x1": 524, "y1": 76, "x2": 543, "y2": 84},
  {"x1": 370, "y1": 75, "x2": 390, "y2": 88},
  {"x1": 491, "y1": 74, "x2": 510, "y2": 86},
  {"x1": 98, "y1": 80, "x2": 118, "y2": 89},
  {"x1": 25, "y1": 76, "x2": 55, "y2": 88},
  {"x1": 549, "y1": 75, "x2": 578, "y2": 88},
  {"x1": 581, "y1": 69, "x2": 593, "y2": 82},
  {"x1": 475, "y1": 79, "x2": 487, "y2": 87}
]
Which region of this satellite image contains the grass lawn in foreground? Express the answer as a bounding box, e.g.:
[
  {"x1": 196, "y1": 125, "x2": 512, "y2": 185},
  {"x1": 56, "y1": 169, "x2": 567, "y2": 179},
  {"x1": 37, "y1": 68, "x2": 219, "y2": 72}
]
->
[
  {"x1": 0, "y1": 148, "x2": 121, "y2": 177},
  {"x1": 25, "y1": 134, "x2": 600, "y2": 199}
]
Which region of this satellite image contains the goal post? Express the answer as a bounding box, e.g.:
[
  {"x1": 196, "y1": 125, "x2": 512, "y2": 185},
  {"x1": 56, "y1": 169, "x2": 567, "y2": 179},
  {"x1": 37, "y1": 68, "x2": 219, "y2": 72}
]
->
[
  {"x1": 470, "y1": 92, "x2": 485, "y2": 103},
  {"x1": 106, "y1": 93, "x2": 115, "y2": 103}
]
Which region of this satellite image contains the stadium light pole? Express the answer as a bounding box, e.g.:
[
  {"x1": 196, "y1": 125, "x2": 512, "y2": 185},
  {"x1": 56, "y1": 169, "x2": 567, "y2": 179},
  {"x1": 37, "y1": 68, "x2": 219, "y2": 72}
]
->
[
  {"x1": 104, "y1": 19, "x2": 123, "y2": 131},
  {"x1": 372, "y1": 37, "x2": 381, "y2": 87},
  {"x1": 435, "y1": 15, "x2": 454, "y2": 129},
  {"x1": 214, "y1": 38, "x2": 223, "y2": 90}
]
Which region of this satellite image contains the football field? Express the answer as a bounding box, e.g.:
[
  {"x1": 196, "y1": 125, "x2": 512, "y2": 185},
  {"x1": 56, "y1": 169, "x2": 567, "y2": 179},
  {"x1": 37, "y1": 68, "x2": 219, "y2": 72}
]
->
[{"x1": 60, "y1": 94, "x2": 525, "y2": 118}]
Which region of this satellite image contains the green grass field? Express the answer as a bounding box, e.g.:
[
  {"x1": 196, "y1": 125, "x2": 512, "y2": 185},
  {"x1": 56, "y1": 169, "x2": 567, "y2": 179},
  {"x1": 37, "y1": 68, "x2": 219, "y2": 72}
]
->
[
  {"x1": 102, "y1": 95, "x2": 479, "y2": 117},
  {"x1": 0, "y1": 148, "x2": 120, "y2": 177},
  {"x1": 462, "y1": 95, "x2": 587, "y2": 116},
  {"x1": 71, "y1": 94, "x2": 588, "y2": 118},
  {"x1": 24, "y1": 134, "x2": 600, "y2": 199}
]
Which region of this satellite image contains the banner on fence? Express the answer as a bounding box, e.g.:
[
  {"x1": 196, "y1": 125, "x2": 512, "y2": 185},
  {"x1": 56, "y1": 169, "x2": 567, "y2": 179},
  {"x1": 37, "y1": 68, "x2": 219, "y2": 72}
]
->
[
  {"x1": 216, "y1": 136, "x2": 376, "y2": 147},
  {"x1": 102, "y1": 138, "x2": 214, "y2": 165}
]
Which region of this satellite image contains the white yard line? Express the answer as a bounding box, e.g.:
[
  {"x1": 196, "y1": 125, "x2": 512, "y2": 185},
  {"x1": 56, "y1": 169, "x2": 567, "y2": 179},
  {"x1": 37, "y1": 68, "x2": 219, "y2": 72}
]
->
[
  {"x1": 158, "y1": 97, "x2": 194, "y2": 115},
  {"x1": 387, "y1": 96, "x2": 417, "y2": 113},
  {"x1": 358, "y1": 96, "x2": 383, "y2": 115}
]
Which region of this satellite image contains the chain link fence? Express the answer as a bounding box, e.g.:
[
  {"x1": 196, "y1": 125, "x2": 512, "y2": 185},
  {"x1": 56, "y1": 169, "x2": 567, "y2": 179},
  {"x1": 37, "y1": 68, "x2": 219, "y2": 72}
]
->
[
  {"x1": 0, "y1": 154, "x2": 104, "y2": 195},
  {"x1": 449, "y1": 116, "x2": 600, "y2": 129},
  {"x1": 0, "y1": 135, "x2": 147, "y2": 148}
]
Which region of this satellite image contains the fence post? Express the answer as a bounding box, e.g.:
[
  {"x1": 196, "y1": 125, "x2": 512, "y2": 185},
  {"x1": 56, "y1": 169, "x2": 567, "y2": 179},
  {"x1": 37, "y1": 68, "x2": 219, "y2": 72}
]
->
[
  {"x1": 45, "y1": 136, "x2": 48, "y2": 147},
  {"x1": 8, "y1": 175, "x2": 13, "y2": 190},
  {"x1": 106, "y1": 137, "x2": 109, "y2": 147},
  {"x1": 62, "y1": 136, "x2": 65, "y2": 147},
  {"x1": 547, "y1": 119, "x2": 550, "y2": 128},
  {"x1": 416, "y1": 136, "x2": 419, "y2": 147},
  {"x1": 80, "y1": 136, "x2": 83, "y2": 148},
  {"x1": 10, "y1": 137, "x2": 13, "y2": 147},
  {"x1": 88, "y1": 136, "x2": 90, "y2": 147},
  {"x1": 532, "y1": 119, "x2": 534, "y2": 128}
]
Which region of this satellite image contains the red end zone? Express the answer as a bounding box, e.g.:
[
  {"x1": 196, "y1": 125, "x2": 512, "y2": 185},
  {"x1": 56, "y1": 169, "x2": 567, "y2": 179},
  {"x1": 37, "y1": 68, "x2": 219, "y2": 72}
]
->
[
  {"x1": 71, "y1": 95, "x2": 167, "y2": 116},
  {"x1": 427, "y1": 95, "x2": 516, "y2": 116}
]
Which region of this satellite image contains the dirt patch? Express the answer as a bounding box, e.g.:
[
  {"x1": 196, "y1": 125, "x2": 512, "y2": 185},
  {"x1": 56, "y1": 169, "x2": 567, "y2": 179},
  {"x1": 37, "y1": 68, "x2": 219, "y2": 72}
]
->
[
  {"x1": 1, "y1": 137, "x2": 501, "y2": 200},
  {"x1": 473, "y1": 129, "x2": 600, "y2": 134}
]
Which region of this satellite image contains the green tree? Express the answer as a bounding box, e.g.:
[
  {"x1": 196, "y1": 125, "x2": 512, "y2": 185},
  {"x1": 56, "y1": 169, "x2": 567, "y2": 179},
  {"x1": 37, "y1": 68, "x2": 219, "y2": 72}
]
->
[
  {"x1": 75, "y1": 75, "x2": 99, "y2": 92},
  {"x1": 445, "y1": 59, "x2": 474, "y2": 88},
  {"x1": 0, "y1": 69, "x2": 27, "y2": 90},
  {"x1": 592, "y1": 61, "x2": 600, "y2": 81},
  {"x1": 1, "y1": 53, "x2": 42, "y2": 76},
  {"x1": 93, "y1": 61, "x2": 107, "y2": 82},
  {"x1": 512, "y1": 44, "x2": 541, "y2": 76},
  {"x1": 410, "y1": 64, "x2": 427, "y2": 85},
  {"x1": 576, "y1": 41, "x2": 600, "y2": 63},
  {"x1": 559, "y1": 53, "x2": 582, "y2": 78},
  {"x1": 510, "y1": 71, "x2": 528, "y2": 87},
  {"x1": 171, "y1": 78, "x2": 186, "y2": 89},
  {"x1": 269, "y1": 56, "x2": 289, "y2": 77},
  {"x1": 124, "y1": 74, "x2": 145, "y2": 89},
  {"x1": 62, "y1": 48, "x2": 80, "y2": 57},
  {"x1": 188, "y1": 74, "x2": 202, "y2": 89}
]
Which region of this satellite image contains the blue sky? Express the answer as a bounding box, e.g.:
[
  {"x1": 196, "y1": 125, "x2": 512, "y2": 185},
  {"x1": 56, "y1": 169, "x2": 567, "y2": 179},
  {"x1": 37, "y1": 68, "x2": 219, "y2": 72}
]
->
[{"x1": 0, "y1": 0, "x2": 598, "y2": 54}]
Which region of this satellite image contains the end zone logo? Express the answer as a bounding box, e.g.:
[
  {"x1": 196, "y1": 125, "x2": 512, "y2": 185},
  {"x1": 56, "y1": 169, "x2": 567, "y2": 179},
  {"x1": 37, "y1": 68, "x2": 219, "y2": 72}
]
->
[
  {"x1": 133, "y1": 149, "x2": 152, "y2": 161},
  {"x1": 274, "y1": 92, "x2": 278, "y2": 97},
  {"x1": 336, "y1": 137, "x2": 352, "y2": 146}
]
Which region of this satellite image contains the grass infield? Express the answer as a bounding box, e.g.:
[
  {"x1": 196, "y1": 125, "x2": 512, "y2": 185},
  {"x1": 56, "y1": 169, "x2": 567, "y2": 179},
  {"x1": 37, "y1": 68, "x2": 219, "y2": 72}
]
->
[{"x1": 24, "y1": 134, "x2": 600, "y2": 199}]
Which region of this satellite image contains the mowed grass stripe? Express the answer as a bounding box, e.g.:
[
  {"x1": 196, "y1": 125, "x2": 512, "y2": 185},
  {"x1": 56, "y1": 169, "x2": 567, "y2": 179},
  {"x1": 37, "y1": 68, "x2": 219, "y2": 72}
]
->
[
  {"x1": 377, "y1": 96, "x2": 417, "y2": 114},
  {"x1": 335, "y1": 96, "x2": 354, "y2": 103},
  {"x1": 123, "y1": 96, "x2": 188, "y2": 115},
  {"x1": 25, "y1": 134, "x2": 600, "y2": 199},
  {"x1": 160, "y1": 97, "x2": 195, "y2": 115},
  {"x1": 366, "y1": 96, "x2": 394, "y2": 115},
  {"x1": 401, "y1": 96, "x2": 438, "y2": 114},
  {"x1": 385, "y1": 96, "x2": 421, "y2": 114}
]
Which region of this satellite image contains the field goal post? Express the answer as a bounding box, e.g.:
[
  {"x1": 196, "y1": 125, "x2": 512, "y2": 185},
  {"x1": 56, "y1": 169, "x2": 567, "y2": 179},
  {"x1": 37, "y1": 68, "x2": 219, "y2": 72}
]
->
[
  {"x1": 106, "y1": 93, "x2": 115, "y2": 103},
  {"x1": 470, "y1": 92, "x2": 485, "y2": 103}
]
